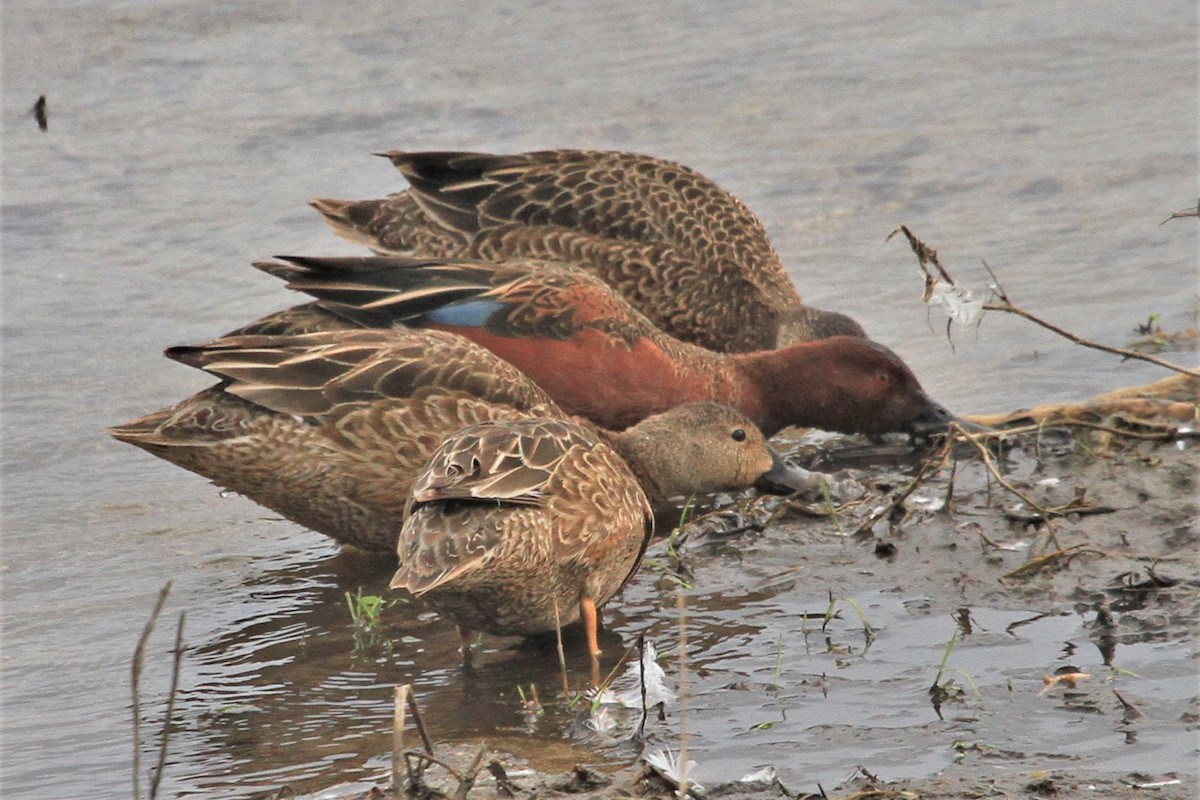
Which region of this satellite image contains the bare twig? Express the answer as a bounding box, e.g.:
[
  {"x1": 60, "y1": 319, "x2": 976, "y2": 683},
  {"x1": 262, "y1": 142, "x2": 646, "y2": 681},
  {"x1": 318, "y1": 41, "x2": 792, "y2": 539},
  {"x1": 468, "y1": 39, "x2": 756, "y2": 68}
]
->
[
  {"x1": 950, "y1": 424, "x2": 1057, "y2": 532},
  {"x1": 132, "y1": 581, "x2": 172, "y2": 800},
  {"x1": 1160, "y1": 200, "x2": 1199, "y2": 225},
  {"x1": 1001, "y1": 543, "x2": 1095, "y2": 580},
  {"x1": 454, "y1": 746, "x2": 487, "y2": 800},
  {"x1": 892, "y1": 226, "x2": 1200, "y2": 378},
  {"x1": 853, "y1": 438, "x2": 955, "y2": 536},
  {"x1": 400, "y1": 745, "x2": 488, "y2": 800},
  {"x1": 404, "y1": 750, "x2": 461, "y2": 783},
  {"x1": 552, "y1": 601, "x2": 569, "y2": 697},
  {"x1": 888, "y1": 225, "x2": 953, "y2": 287},
  {"x1": 393, "y1": 685, "x2": 409, "y2": 792},
  {"x1": 1112, "y1": 688, "x2": 1143, "y2": 720},
  {"x1": 406, "y1": 687, "x2": 434, "y2": 755},
  {"x1": 676, "y1": 590, "x2": 690, "y2": 800},
  {"x1": 149, "y1": 610, "x2": 186, "y2": 800},
  {"x1": 982, "y1": 296, "x2": 1199, "y2": 378},
  {"x1": 637, "y1": 634, "x2": 649, "y2": 740}
]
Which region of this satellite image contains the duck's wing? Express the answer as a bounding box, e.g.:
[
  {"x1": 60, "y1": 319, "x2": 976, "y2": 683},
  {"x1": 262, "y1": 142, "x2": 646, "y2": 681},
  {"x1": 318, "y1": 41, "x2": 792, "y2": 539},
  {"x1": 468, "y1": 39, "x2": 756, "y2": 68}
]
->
[
  {"x1": 394, "y1": 418, "x2": 583, "y2": 593},
  {"x1": 255, "y1": 255, "x2": 713, "y2": 429},
  {"x1": 254, "y1": 254, "x2": 683, "y2": 347},
  {"x1": 408, "y1": 417, "x2": 583, "y2": 506},
  {"x1": 165, "y1": 327, "x2": 561, "y2": 419}
]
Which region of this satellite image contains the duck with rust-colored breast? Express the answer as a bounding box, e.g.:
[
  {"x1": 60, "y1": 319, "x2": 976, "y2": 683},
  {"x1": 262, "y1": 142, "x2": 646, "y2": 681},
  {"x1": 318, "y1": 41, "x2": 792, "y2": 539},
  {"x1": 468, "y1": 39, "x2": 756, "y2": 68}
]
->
[
  {"x1": 254, "y1": 255, "x2": 964, "y2": 439},
  {"x1": 110, "y1": 327, "x2": 807, "y2": 554},
  {"x1": 311, "y1": 149, "x2": 864, "y2": 353}
]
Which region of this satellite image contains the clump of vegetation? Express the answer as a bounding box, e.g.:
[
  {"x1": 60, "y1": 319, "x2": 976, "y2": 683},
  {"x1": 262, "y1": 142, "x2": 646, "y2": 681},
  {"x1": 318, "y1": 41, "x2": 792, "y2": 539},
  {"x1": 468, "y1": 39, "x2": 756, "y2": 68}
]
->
[{"x1": 345, "y1": 588, "x2": 394, "y2": 654}]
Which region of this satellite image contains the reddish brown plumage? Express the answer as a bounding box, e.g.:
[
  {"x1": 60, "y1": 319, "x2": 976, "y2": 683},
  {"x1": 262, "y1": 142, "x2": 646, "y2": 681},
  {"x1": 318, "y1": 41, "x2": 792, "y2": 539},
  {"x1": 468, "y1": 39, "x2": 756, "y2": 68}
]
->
[{"x1": 260, "y1": 255, "x2": 958, "y2": 438}]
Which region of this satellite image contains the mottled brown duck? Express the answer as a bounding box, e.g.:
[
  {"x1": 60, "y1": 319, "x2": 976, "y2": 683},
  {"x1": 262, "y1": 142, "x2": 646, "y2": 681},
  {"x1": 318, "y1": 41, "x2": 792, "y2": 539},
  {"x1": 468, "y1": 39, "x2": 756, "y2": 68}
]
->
[
  {"x1": 311, "y1": 149, "x2": 864, "y2": 353},
  {"x1": 109, "y1": 328, "x2": 807, "y2": 553},
  {"x1": 390, "y1": 402, "x2": 790, "y2": 660}
]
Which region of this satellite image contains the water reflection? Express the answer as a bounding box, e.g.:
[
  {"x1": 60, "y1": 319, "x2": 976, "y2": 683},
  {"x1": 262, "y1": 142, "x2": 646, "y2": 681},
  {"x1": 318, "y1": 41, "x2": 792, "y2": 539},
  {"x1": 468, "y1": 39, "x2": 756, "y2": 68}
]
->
[{"x1": 169, "y1": 548, "x2": 627, "y2": 795}]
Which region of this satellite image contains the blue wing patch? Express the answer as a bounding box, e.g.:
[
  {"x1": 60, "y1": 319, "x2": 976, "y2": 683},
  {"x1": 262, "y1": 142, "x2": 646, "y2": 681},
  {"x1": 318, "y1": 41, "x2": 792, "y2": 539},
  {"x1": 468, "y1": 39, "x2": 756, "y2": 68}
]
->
[{"x1": 423, "y1": 299, "x2": 506, "y2": 328}]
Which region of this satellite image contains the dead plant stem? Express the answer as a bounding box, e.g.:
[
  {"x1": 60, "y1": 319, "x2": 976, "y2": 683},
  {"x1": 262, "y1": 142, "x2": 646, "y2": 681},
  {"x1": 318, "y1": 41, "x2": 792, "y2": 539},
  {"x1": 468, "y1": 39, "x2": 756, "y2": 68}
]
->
[
  {"x1": 392, "y1": 684, "x2": 409, "y2": 792},
  {"x1": 953, "y1": 425, "x2": 1054, "y2": 530},
  {"x1": 553, "y1": 602, "x2": 569, "y2": 697},
  {"x1": 893, "y1": 224, "x2": 1199, "y2": 379},
  {"x1": 676, "y1": 590, "x2": 689, "y2": 799},
  {"x1": 854, "y1": 438, "x2": 953, "y2": 535},
  {"x1": 982, "y1": 299, "x2": 1199, "y2": 378},
  {"x1": 149, "y1": 610, "x2": 185, "y2": 800},
  {"x1": 406, "y1": 687, "x2": 434, "y2": 755},
  {"x1": 132, "y1": 581, "x2": 172, "y2": 800}
]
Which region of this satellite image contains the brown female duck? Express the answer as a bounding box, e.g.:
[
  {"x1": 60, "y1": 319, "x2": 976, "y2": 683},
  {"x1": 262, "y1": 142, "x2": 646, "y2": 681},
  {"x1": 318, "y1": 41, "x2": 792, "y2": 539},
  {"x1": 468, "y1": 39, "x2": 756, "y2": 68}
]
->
[
  {"x1": 110, "y1": 328, "x2": 806, "y2": 553},
  {"x1": 310, "y1": 149, "x2": 864, "y2": 353},
  {"x1": 392, "y1": 402, "x2": 791, "y2": 659}
]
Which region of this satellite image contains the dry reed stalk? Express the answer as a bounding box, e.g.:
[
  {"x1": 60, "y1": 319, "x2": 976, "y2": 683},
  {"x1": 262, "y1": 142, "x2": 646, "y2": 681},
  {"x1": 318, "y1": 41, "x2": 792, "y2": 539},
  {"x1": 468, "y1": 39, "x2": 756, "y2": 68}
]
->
[{"x1": 131, "y1": 581, "x2": 171, "y2": 800}]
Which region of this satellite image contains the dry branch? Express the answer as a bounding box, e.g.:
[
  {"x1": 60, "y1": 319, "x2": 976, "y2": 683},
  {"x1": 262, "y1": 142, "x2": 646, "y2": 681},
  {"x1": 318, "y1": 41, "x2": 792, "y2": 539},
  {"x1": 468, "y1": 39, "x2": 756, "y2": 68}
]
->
[
  {"x1": 1160, "y1": 200, "x2": 1200, "y2": 224},
  {"x1": 891, "y1": 225, "x2": 1200, "y2": 379},
  {"x1": 130, "y1": 582, "x2": 185, "y2": 800}
]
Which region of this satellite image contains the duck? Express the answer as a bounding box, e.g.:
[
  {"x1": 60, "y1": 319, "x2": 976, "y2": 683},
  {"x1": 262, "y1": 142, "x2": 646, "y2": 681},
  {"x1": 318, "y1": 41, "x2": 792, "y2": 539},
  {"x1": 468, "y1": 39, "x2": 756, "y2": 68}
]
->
[
  {"x1": 109, "y1": 328, "x2": 808, "y2": 554},
  {"x1": 254, "y1": 254, "x2": 963, "y2": 439},
  {"x1": 310, "y1": 149, "x2": 865, "y2": 353},
  {"x1": 391, "y1": 402, "x2": 794, "y2": 660}
]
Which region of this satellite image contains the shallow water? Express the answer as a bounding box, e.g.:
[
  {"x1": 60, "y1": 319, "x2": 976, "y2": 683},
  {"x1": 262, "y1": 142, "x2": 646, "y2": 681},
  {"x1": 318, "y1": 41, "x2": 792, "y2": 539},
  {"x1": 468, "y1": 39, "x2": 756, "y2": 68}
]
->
[{"x1": 2, "y1": 1, "x2": 1196, "y2": 798}]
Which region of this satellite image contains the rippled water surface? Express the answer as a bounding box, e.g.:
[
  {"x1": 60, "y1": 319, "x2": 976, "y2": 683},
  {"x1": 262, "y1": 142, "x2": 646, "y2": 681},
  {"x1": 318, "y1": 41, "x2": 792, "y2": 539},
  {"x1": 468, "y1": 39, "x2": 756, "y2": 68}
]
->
[{"x1": 3, "y1": 2, "x2": 1196, "y2": 798}]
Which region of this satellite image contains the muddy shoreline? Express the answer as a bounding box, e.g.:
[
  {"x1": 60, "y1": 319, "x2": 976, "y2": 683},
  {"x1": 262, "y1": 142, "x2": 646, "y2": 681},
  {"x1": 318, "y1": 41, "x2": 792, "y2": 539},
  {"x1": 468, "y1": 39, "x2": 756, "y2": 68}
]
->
[{"x1": 283, "y1": 377, "x2": 1199, "y2": 800}]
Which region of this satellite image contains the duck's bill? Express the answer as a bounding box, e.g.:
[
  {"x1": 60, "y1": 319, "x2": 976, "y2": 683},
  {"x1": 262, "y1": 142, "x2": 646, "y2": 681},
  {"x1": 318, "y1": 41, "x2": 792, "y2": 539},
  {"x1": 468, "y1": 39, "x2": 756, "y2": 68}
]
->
[
  {"x1": 754, "y1": 447, "x2": 826, "y2": 496},
  {"x1": 905, "y1": 399, "x2": 993, "y2": 440}
]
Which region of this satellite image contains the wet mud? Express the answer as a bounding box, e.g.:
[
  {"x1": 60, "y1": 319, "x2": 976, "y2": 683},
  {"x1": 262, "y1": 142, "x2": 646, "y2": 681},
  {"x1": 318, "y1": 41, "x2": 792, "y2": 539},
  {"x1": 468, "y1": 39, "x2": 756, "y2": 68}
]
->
[{"x1": 216, "y1": 382, "x2": 1198, "y2": 800}]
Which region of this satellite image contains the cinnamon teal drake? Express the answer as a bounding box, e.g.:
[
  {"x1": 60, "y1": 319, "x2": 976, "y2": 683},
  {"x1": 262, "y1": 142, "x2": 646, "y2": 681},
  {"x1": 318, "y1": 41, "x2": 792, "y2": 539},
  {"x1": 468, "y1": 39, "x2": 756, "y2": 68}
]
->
[
  {"x1": 109, "y1": 328, "x2": 807, "y2": 553},
  {"x1": 310, "y1": 149, "x2": 864, "y2": 353},
  {"x1": 391, "y1": 402, "x2": 795, "y2": 660},
  {"x1": 254, "y1": 255, "x2": 963, "y2": 439}
]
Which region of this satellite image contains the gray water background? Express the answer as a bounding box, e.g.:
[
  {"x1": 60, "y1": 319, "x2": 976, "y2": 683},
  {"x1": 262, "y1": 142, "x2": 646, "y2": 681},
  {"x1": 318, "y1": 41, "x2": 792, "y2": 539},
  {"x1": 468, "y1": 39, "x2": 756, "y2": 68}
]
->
[{"x1": 2, "y1": 1, "x2": 1196, "y2": 797}]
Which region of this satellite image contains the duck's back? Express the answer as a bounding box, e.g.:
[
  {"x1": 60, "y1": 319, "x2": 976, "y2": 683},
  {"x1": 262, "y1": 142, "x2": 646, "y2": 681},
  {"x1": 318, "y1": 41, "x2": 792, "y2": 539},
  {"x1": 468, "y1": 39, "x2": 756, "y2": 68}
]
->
[
  {"x1": 393, "y1": 416, "x2": 652, "y2": 636},
  {"x1": 109, "y1": 328, "x2": 564, "y2": 553},
  {"x1": 314, "y1": 150, "x2": 806, "y2": 352}
]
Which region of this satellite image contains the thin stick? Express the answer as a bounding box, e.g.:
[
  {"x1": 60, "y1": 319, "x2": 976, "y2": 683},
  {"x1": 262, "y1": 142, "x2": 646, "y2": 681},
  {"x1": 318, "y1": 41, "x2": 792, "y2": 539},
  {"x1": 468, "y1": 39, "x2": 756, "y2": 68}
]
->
[
  {"x1": 453, "y1": 745, "x2": 488, "y2": 800},
  {"x1": 405, "y1": 688, "x2": 434, "y2": 755},
  {"x1": 595, "y1": 637, "x2": 639, "y2": 693},
  {"x1": 393, "y1": 685, "x2": 409, "y2": 792},
  {"x1": 1001, "y1": 543, "x2": 1093, "y2": 580},
  {"x1": 853, "y1": 438, "x2": 954, "y2": 536},
  {"x1": 148, "y1": 610, "x2": 186, "y2": 800},
  {"x1": 1160, "y1": 200, "x2": 1199, "y2": 225},
  {"x1": 405, "y1": 750, "x2": 462, "y2": 780},
  {"x1": 951, "y1": 424, "x2": 1055, "y2": 532},
  {"x1": 637, "y1": 634, "x2": 648, "y2": 740},
  {"x1": 892, "y1": 224, "x2": 1199, "y2": 379},
  {"x1": 553, "y1": 601, "x2": 569, "y2": 697},
  {"x1": 676, "y1": 590, "x2": 689, "y2": 800},
  {"x1": 981, "y1": 297, "x2": 1199, "y2": 378},
  {"x1": 132, "y1": 581, "x2": 172, "y2": 800}
]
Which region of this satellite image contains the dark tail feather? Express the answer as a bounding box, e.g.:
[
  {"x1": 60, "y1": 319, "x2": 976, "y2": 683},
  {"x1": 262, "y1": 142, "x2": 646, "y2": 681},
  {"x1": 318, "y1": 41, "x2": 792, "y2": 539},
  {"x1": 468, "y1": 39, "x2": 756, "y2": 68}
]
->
[{"x1": 253, "y1": 256, "x2": 493, "y2": 329}]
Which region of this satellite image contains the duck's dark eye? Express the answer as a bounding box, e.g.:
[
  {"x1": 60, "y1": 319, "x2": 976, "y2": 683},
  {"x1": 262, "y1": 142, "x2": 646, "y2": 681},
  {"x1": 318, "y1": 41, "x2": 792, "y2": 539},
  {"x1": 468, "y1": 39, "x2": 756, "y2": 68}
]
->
[{"x1": 730, "y1": 428, "x2": 747, "y2": 442}]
